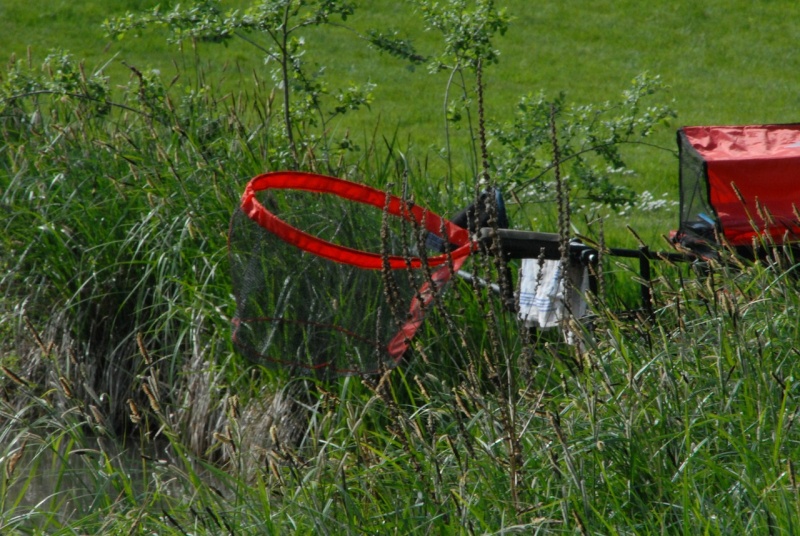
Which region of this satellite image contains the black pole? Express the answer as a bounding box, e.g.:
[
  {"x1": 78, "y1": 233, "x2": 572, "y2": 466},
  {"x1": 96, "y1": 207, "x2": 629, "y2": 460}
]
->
[{"x1": 638, "y1": 246, "x2": 653, "y2": 319}]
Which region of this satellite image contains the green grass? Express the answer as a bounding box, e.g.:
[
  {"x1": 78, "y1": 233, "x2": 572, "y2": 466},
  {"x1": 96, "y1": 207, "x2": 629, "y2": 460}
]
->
[
  {"x1": 3, "y1": 0, "x2": 799, "y2": 206},
  {"x1": 3, "y1": 1, "x2": 800, "y2": 534}
]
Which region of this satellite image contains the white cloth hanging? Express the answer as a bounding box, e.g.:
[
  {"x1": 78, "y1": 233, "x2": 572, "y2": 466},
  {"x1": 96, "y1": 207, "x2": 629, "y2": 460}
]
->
[{"x1": 518, "y1": 257, "x2": 589, "y2": 329}]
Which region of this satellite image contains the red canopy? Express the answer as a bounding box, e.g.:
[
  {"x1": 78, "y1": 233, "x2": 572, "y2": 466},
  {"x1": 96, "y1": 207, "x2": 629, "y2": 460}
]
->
[{"x1": 681, "y1": 124, "x2": 800, "y2": 245}]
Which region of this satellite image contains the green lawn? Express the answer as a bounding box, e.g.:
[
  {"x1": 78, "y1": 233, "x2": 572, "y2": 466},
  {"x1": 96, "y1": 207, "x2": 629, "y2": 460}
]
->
[
  {"x1": 4, "y1": 0, "x2": 798, "y2": 151},
  {"x1": 3, "y1": 0, "x2": 798, "y2": 245}
]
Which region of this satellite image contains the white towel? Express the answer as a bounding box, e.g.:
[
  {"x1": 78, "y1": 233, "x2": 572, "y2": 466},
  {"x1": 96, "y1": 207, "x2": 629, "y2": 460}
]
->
[{"x1": 518, "y1": 257, "x2": 588, "y2": 329}]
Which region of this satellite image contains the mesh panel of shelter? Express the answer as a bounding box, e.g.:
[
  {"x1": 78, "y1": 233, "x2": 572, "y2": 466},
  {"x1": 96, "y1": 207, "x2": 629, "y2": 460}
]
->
[{"x1": 678, "y1": 129, "x2": 717, "y2": 241}]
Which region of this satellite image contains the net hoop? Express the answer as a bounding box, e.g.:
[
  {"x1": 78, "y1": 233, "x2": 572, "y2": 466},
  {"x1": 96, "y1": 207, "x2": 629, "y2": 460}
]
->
[
  {"x1": 232, "y1": 170, "x2": 477, "y2": 374},
  {"x1": 240, "y1": 171, "x2": 475, "y2": 269}
]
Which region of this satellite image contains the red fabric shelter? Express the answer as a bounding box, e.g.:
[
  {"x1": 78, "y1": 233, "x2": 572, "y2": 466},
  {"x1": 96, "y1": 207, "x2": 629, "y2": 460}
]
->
[{"x1": 679, "y1": 124, "x2": 800, "y2": 245}]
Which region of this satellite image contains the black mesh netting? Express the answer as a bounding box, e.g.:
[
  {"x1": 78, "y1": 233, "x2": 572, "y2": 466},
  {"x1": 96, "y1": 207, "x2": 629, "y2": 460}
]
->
[{"x1": 228, "y1": 177, "x2": 468, "y2": 376}]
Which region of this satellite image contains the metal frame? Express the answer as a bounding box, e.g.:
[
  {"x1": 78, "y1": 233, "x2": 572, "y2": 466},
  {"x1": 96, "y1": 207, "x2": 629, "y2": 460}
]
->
[{"x1": 477, "y1": 228, "x2": 695, "y2": 318}]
